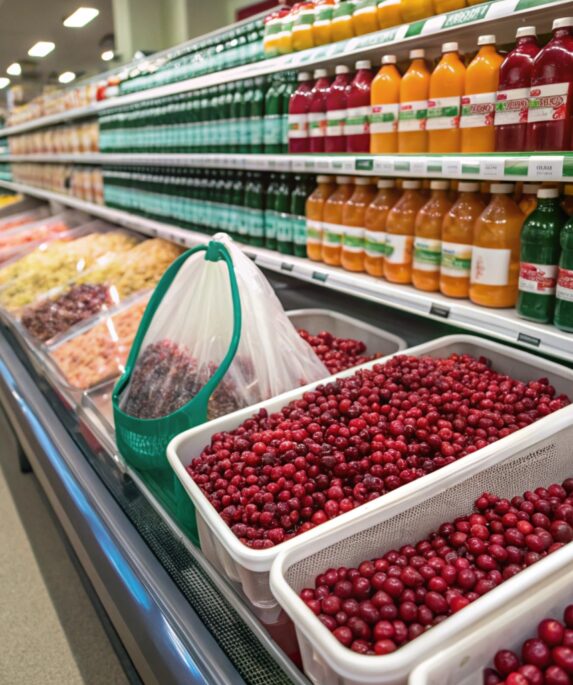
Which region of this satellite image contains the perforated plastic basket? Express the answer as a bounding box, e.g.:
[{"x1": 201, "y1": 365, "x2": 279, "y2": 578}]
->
[
  {"x1": 168, "y1": 334, "x2": 573, "y2": 624},
  {"x1": 409, "y1": 566, "x2": 573, "y2": 685}
]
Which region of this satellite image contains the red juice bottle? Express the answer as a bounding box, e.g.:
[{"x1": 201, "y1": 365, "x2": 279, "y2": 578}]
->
[
  {"x1": 288, "y1": 71, "x2": 313, "y2": 153},
  {"x1": 325, "y1": 65, "x2": 351, "y2": 153},
  {"x1": 495, "y1": 26, "x2": 540, "y2": 152},
  {"x1": 346, "y1": 60, "x2": 373, "y2": 153},
  {"x1": 527, "y1": 17, "x2": 573, "y2": 152},
  {"x1": 308, "y1": 68, "x2": 330, "y2": 153}
]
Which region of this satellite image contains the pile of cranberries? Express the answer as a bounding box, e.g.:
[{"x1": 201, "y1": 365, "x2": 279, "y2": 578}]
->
[
  {"x1": 188, "y1": 353, "x2": 570, "y2": 549},
  {"x1": 299, "y1": 480, "x2": 573, "y2": 657},
  {"x1": 297, "y1": 328, "x2": 380, "y2": 374},
  {"x1": 486, "y1": 604, "x2": 573, "y2": 684}
]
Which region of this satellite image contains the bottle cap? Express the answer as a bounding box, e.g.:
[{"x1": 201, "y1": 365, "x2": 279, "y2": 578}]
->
[
  {"x1": 442, "y1": 41, "x2": 459, "y2": 53},
  {"x1": 355, "y1": 177, "x2": 373, "y2": 185},
  {"x1": 490, "y1": 183, "x2": 514, "y2": 194},
  {"x1": 523, "y1": 184, "x2": 541, "y2": 194},
  {"x1": 429, "y1": 180, "x2": 449, "y2": 190},
  {"x1": 553, "y1": 17, "x2": 573, "y2": 30},
  {"x1": 298, "y1": 72, "x2": 311, "y2": 81},
  {"x1": 355, "y1": 59, "x2": 372, "y2": 69},
  {"x1": 409, "y1": 48, "x2": 425, "y2": 59},
  {"x1": 538, "y1": 188, "x2": 559, "y2": 199},
  {"x1": 458, "y1": 182, "x2": 480, "y2": 192},
  {"x1": 478, "y1": 34, "x2": 496, "y2": 45},
  {"x1": 377, "y1": 179, "x2": 395, "y2": 188},
  {"x1": 313, "y1": 68, "x2": 328, "y2": 78},
  {"x1": 317, "y1": 175, "x2": 333, "y2": 182},
  {"x1": 516, "y1": 26, "x2": 536, "y2": 38},
  {"x1": 336, "y1": 176, "x2": 353, "y2": 183},
  {"x1": 382, "y1": 55, "x2": 397, "y2": 64},
  {"x1": 335, "y1": 64, "x2": 350, "y2": 74},
  {"x1": 402, "y1": 180, "x2": 421, "y2": 189}
]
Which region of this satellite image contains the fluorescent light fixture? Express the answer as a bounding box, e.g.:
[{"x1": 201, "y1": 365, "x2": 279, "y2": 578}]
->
[
  {"x1": 0, "y1": 78, "x2": 11, "y2": 89},
  {"x1": 63, "y1": 7, "x2": 99, "y2": 27},
  {"x1": 101, "y1": 49, "x2": 114, "y2": 61},
  {"x1": 28, "y1": 41, "x2": 55, "y2": 57},
  {"x1": 6, "y1": 63, "x2": 21, "y2": 76},
  {"x1": 58, "y1": 71, "x2": 76, "y2": 84}
]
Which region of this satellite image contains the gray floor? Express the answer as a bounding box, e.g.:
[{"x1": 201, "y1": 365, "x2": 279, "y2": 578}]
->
[{"x1": 0, "y1": 410, "x2": 130, "y2": 685}]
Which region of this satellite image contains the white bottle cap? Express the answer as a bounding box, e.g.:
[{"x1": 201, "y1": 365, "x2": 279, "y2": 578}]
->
[
  {"x1": 409, "y1": 48, "x2": 425, "y2": 59},
  {"x1": 553, "y1": 17, "x2": 573, "y2": 30},
  {"x1": 516, "y1": 26, "x2": 536, "y2": 38},
  {"x1": 458, "y1": 182, "x2": 480, "y2": 192},
  {"x1": 335, "y1": 64, "x2": 350, "y2": 74},
  {"x1": 402, "y1": 180, "x2": 421, "y2": 189},
  {"x1": 313, "y1": 68, "x2": 328, "y2": 78},
  {"x1": 382, "y1": 55, "x2": 397, "y2": 64},
  {"x1": 336, "y1": 176, "x2": 353, "y2": 183},
  {"x1": 298, "y1": 72, "x2": 311, "y2": 81},
  {"x1": 317, "y1": 175, "x2": 333, "y2": 182},
  {"x1": 523, "y1": 184, "x2": 541, "y2": 194},
  {"x1": 355, "y1": 60, "x2": 372, "y2": 69},
  {"x1": 442, "y1": 41, "x2": 459, "y2": 53},
  {"x1": 377, "y1": 179, "x2": 395, "y2": 188},
  {"x1": 355, "y1": 176, "x2": 373, "y2": 185},
  {"x1": 430, "y1": 180, "x2": 449, "y2": 190},
  {"x1": 490, "y1": 183, "x2": 514, "y2": 194},
  {"x1": 538, "y1": 188, "x2": 559, "y2": 199},
  {"x1": 478, "y1": 34, "x2": 496, "y2": 46}
]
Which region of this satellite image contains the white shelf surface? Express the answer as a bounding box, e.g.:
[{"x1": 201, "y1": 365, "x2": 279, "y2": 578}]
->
[
  {"x1": 0, "y1": 178, "x2": 570, "y2": 364},
  {"x1": 1, "y1": 0, "x2": 569, "y2": 138}
]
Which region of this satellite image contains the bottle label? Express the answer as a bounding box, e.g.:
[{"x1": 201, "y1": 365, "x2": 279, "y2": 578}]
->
[
  {"x1": 307, "y1": 219, "x2": 323, "y2": 244},
  {"x1": 365, "y1": 230, "x2": 387, "y2": 256},
  {"x1": 398, "y1": 100, "x2": 427, "y2": 132},
  {"x1": 413, "y1": 237, "x2": 442, "y2": 271},
  {"x1": 494, "y1": 87, "x2": 530, "y2": 126},
  {"x1": 441, "y1": 241, "x2": 472, "y2": 277},
  {"x1": 556, "y1": 267, "x2": 573, "y2": 302},
  {"x1": 528, "y1": 82, "x2": 570, "y2": 124},
  {"x1": 308, "y1": 111, "x2": 327, "y2": 137},
  {"x1": 370, "y1": 103, "x2": 399, "y2": 134},
  {"x1": 427, "y1": 96, "x2": 461, "y2": 130},
  {"x1": 294, "y1": 216, "x2": 307, "y2": 245},
  {"x1": 519, "y1": 262, "x2": 558, "y2": 295},
  {"x1": 385, "y1": 234, "x2": 413, "y2": 264},
  {"x1": 460, "y1": 92, "x2": 496, "y2": 129},
  {"x1": 265, "y1": 209, "x2": 277, "y2": 239},
  {"x1": 250, "y1": 116, "x2": 263, "y2": 145},
  {"x1": 264, "y1": 114, "x2": 282, "y2": 146},
  {"x1": 345, "y1": 106, "x2": 371, "y2": 136},
  {"x1": 281, "y1": 114, "x2": 289, "y2": 146},
  {"x1": 248, "y1": 208, "x2": 265, "y2": 237},
  {"x1": 278, "y1": 212, "x2": 294, "y2": 241},
  {"x1": 341, "y1": 225, "x2": 365, "y2": 252},
  {"x1": 326, "y1": 109, "x2": 346, "y2": 136},
  {"x1": 322, "y1": 222, "x2": 343, "y2": 246},
  {"x1": 471, "y1": 246, "x2": 511, "y2": 286},
  {"x1": 288, "y1": 113, "x2": 309, "y2": 139}
]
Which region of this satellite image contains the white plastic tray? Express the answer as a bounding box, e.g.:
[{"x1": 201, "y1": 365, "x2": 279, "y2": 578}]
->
[{"x1": 168, "y1": 334, "x2": 573, "y2": 623}]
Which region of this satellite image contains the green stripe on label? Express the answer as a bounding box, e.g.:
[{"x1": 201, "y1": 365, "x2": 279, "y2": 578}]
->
[
  {"x1": 516, "y1": 0, "x2": 556, "y2": 9},
  {"x1": 405, "y1": 19, "x2": 425, "y2": 37},
  {"x1": 394, "y1": 161, "x2": 410, "y2": 171},
  {"x1": 356, "y1": 159, "x2": 374, "y2": 171},
  {"x1": 427, "y1": 162, "x2": 443, "y2": 173},
  {"x1": 504, "y1": 160, "x2": 528, "y2": 177},
  {"x1": 462, "y1": 164, "x2": 480, "y2": 174},
  {"x1": 442, "y1": 3, "x2": 489, "y2": 28},
  {"x1": 563, "y1": 157, "x2": 573, "y2": 177}
]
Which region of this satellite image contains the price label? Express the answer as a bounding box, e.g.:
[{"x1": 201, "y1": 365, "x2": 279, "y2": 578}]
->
[
  {"x1": 442, "y1": 158, "x2": 461, "y2": 177},
  {"x1": 527, "y1": 156, "x2": 564, "y2": 180},
  {"x1": 430, "y1": 303, "x2": 450, "y2": 319},
  {"x1": 315, "y1": 159, "x2": 330, "y2": 172},
  {"x1": 281, "y1": 262, "x2": 294, "y2": 272},
  {"x1": 312, "y1": 271, "x2": 328, "y2": 283},
  {"x1": 291, "y1": 157, "x2": 306, "y2": 172},
  {"x1": 480, "y1": 158, "x2": 505, "y2": 178},
  {"x1": 517, "y1": 332, "x2": 541, "y2": 347},
  {"x1": 410, "y1": 158, "x2": 427, "y2": 176},
  {"x1": 374, "y1": 157, "x2": 395, "y2": 175}
]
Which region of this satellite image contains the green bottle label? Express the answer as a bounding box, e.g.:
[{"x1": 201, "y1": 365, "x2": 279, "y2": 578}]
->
[{"x1": 264, "y1": 115, "x2": 282, "y2": 145}]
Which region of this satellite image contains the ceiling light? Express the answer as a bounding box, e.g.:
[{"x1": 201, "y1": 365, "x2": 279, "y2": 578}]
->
[
  {"x1": 63, "y1": 7, "x2": 99, "y2": 27},
  {"x1": 58, "y1": 71, "x2": 76, "y2": 84},
  {"x1": 101, "y1": 49, "x2": 114, "y2": 61},
  {"x1": 6, "y1": 63, "x2": 21, "y2": 76},
  {"x1": 28, "y1": 41, "x2": 55, "y2": 58},
  {"x1": 0, "y1": 78, "x2": 11, "y2": 89}
]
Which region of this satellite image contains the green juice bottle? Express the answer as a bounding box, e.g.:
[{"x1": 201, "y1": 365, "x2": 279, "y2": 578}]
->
[
  {"x1": 555, "y1": 216, "x2": 573, "y2": 332},
  {"x1": 277, "y1": 174, "x2": 295, "y2": 255},
  {"x1": 281, "y1": 73, "x2": 297, "y2": 153},
  {"x1": 249, "y1": 76, "x2": 265, "y2": 154},
  {"x1": 265, "y1": 174, "x2": 279, "y2": 250},
  {"x1": 264, "y1": 76, "x2": 282, "y2": 154},
  {"x1": 240, "y1": 80, "x2": 253, "y2": 153},
  {"x1": 246, "y1": 172, "x2": 266, "y2": 246},
  {"x1": 230, "y1": 81, "x2": 244, "y2": 153}
]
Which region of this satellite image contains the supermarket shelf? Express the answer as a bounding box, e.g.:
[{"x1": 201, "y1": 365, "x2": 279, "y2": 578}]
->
[
  {"x1": 6, "y1": 152, "x2": 573, "y2": 182},
  {"x1": 1, "y1": 177, "x2": 570, "y2": 364},
  {"x1": 2, "y1": 0, "x2": 570, "y2": 138}
]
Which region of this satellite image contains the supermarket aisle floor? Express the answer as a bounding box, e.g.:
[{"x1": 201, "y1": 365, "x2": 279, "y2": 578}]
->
[{"x1": 0, "y1": 410, "x2": 130, "y2": 685}]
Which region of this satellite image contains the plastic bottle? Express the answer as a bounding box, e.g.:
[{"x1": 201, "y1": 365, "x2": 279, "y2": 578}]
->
[
  {"x1": 527, "y1": 17, "x2": 573, "y2": 152},
  {"x1": 265, "y1": 174, "x2": 280, "y2": 250},
  {"x1": 331, "y1": 0, "x2": 356, "y2": 42},
  {"x1": 292, "y1": 175, "x2": 310, "y2": 257},
  {"x1": 264, "y1": 77, "x2": 283, "y2": 154},
  {"x1": 562, "y1": 185, "x2": 573, "y2": 216},
  {"x1": 246, "y1": 172, "x2": 266, "y2": 246},
  {"x1": 384, "y1": 180, "x2": 426, "y2": 283},
  {"x1": 249, "y1": 77, "x2": 265, "y2": 154},
  {"x1": 322, "y1": 176, "x2": 354, "y2": 265},
  {"x1": 364, "y1": 179, "x2": 400, "y2": 277},
  {"x1": 313, "y1": 0, "x2": 335, "y2": 45},
  {"x1": 276, "y1": 174, "x2": 295, "y2": 254},
  {"x1": 306, "y1": 175, "x2": 336, "y2": 261},
  {"x1": 433, "y1": 0, "x2": 465, "y2": 13},
  {"x1": 263, "y1": 11, "x2": 285, "y2": 58},
  {"x1": 470, "y1": 183, "x2": 524, "y2": 308},
  {"x1": 555, "y1": 216, "x2": 573, "y2": 331},
  {"x1": 277, "y1": 8, "x2": 295, "y2": 54},
  {"x1": 346, "y1": 60, "x2": 373, "y2": 153},
  {"x1": 517, "y1": 188, "x2": 566, "y2": 323},
  {"x1": 376, "y1": 0, "x2": 401, "y2": 29},
  {"x1": 461, "y1": 35, "x2": 503, "y2": 153},
  {"x1": 518, "y1": 184, "x2": 540, "y2": 217},
  {"x1": 495, "y1": 27, "x2": 540, "y2": 152},
  {"x1": 370, "y1": 55, "x2": 401, "y2": 154},
  {"x1": 292, "y1": 2, "x2": 316, "y2": 51},
  {"x1": 440, "y1": 181, "x2": 485, "y2": 299},
  {"x1": 428, "y1": 42, "x2": 466, "y2": 153},
  {"x1": 288, "y1": 72, "x2": 313, "y2": 153},
  {"x1": 398, "y1": 49, "x2": 430, "y2": 153},
  {"x1": 325, "y1": 65, "x2": 351, "y2": 153},
  {"x1": 340, "y1": 177, "x2": 377, "y2": 272},
  {"x1": 309, "y1": 69, "x2": 330, "y2": 153},
  {"x1": 352, "y1": 0, "x2": 379, "y2": 36},
  {"x1": 281, "y1": 73, "x2": 297, "y2": 152},
  {"x1": 411, "y1": 180, "x2": 452, "y2": 292},
  {"x1": 400, "y1": 0, "x2": 433, "y2": 23}
]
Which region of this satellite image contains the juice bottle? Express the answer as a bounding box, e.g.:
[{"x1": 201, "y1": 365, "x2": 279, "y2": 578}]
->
[
  {"x1": 277, "y1": 8, "x2": 295, "y2": 54},
  {"x1": 517, "y1": 188, "x2": 566, "y2": 323},
  {"x1": 346, "y1": 60, "x2": 373, "y2": 153},
  {"x1": 249, "y1": 76, "x2": 265, "y2": 154},
  {"x1": 263, "y1": 11, "x2": 285, "y2": 58},
  {"x1": 562, "y1": 185, "x2": 573, "y2": 216},
  {"x1": 470, "y1": 183, "x2": 524, "y2": 308},
  {"x1": 331, "y1": 0, "x2": 356, "y2": 42},
  {"x1": 306, "y1": 175, "x2": 336, "y2": 261},
  {"x1": 364, "y1": 179, "x2": 400, "y2": 277},
  {"x1": 370, "y1": 55, "x2": 401, "y2": 154},
  {"x1": 400, "y1": 0, "x2": 432, "y2": 23},
  {"x1": 412, "y1": 180, "x2": 452, "y2": 292},
  {"x1": 527, "y1": 18, "x2": 573, "y2": 152},
  {"x1": 518, "y1": 184, "x2": 540, "y2": 217},
  {"x1": 352, "y1": 0, "x2": 379, "y2": 36},
  {"x1": 341, "y1": 177, "x2": 377, "y2": 272},
  {"x1": 264, "y1": 77, "x2": 283, "y2": 154},
  {"x1": 398, "y1": 49, "x2": 430, "y2": 153},
  {"x1": 495, "y1": 27, "x2": 540, "y2": 152},
  {"x1": 433, "y1": 0, "x2": 465, "y2": 13},
  {"x1": 288, "y1": 72, "x2": 313, "y2": 153},
  {"x1": 384, "y1": 180, "x2": 426, "y2": 284},
  {"x1": 555, "y1": 216, "x2": 573, "y2": 332},
  {"x1": 292, "y1": 175, "x2": 310, "y2": 257},
  {"x1": 376, "y1": 0, "x2": 401, "y2": 29},
  {"x1": 277, "y1": 174, "x2": 296, "y2": 254},
  {"x1": 325, "y1": 65, "x2": 351, "y2": 152},
  {"x1": 282, "y1": 73, "x2": 297, "y2": 152},
  {"x1": 246, "y1": 172, "x2": 266, "y2": 247},
  {"x1": 440, "y1": 181, "x2": 485, "y2": 298},
  {"x1": 322, "y1": 176, "x2": 354, "y2": 265},
  {"x1": 292, "y1": 2, "x2": 316, "y2": 52},
  {"x1": 461, "y1": 35, "x2": 503, "y2": 153},
  {"x1": 309, "y1": 69, "x2": 330, "y2": 153},
  {"x1": 313, "y1": 0, "x2": 335, "y2": 45},
  {"x1": 428, "y1": 42, "x2": 465, "y2": 153}
]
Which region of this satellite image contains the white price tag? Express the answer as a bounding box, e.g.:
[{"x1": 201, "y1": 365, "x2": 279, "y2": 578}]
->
[
  {"x1": 291, "y1": 157, "x2": 306, "y2": 172},
  {"x1": 442, "y1": 158, "x2": 461, "y2": 177},
  {"x1": 315, "y1": 159, "x2": 330, "y2": 172},
  {"x1": 480, "y1": 158, "x2": 505, "y2": 178},
  {"x1": 528, "y1": 156, "x2": 564, "y2": 180},
  {"x1": 374, "y1": 157, "x2": 395, "y2": 175},
  {"x1": 410, "y1": 158, "x2": 427, "y2": 176}
]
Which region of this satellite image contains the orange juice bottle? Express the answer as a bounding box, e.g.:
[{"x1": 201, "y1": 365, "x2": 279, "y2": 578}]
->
[
  {"x1": 412, "y1": 180, "x2": 452, "y2": 292},
  {"x1": 460, "y1": 35, "x2": 503, "y2": 153},
  {"x1": 341, "y1": 178, "x2": 377, "y2": 272},
  {"x1": 306, "y1": 175, "x2": 336, "y2": 261},
  {"x1": 364, "y1": 179, "x2": 400, "y2": 277},
  {"x1": 398, "y1": 49, "x2": 430, "y2": 153},
  {"x1": 322, "y1": 176, "x2": 354, "y2": 265},
  {"x1": 428, "y1": 42, "x2": 466, "y2": 153},
  {"x1": 433, "y1": 0, "x2": 465, "y2": 13},
  {"x1": 313, "y1": 0, "x2": 335, "y2": 45},
  {"x1": 440, "y1": 181, "x2": 485, "y2": 298},
  {"x1": 371, "y1": 55, "x2": 401, "y2": 154},
  {"x1": 277, "y1": 9, "x2": 296, "y2": 54},
  {"x1": 376, "y1": 0, "x2": 401, "y2": 29},
  {"x1": 400, "y1": 0, "x2": 433, "y2": 22},
  {"x1": 384, "y1": 180, "x2": 426, "y2": 283},
  {"x1": 519, "y1": 184, "x2": 540, "y2": 217},
  {"x1": 292, "y1": 2, "x2": 316, "y2": 51},
  {"x1": 562, "y1": 185, "x2": 573, "y2": 216},
  {"x1": 352, "y1": 0, "x2": 379, "y2": 36},
  {"x1": 331, "y1": 0, "x2": 356, "y2": 42},
  {"x1": 470, "y1": 183, "x2": 525, "y2": 308}
]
